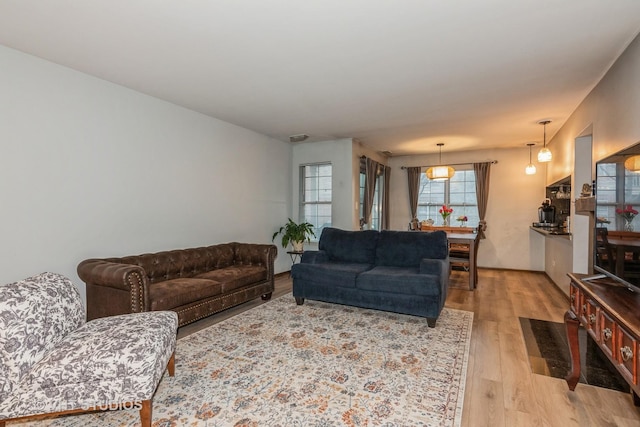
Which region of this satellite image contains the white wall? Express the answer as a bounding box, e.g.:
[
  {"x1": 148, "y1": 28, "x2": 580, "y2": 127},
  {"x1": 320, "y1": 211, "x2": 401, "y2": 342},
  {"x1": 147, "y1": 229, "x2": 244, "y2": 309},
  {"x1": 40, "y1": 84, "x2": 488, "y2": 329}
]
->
[
  {"x1": 547, "y1": 34, "x2": 640, "y2": 180},
  {"x1": 0, "y1": 45, "x2": 293, "y2": 301},
  {"x1": 6, "y1": 29, "x2": 639, "y2": 298},
  {"x1": 352, "y1": 141, "x2": 389, "y2": 230},
  {"x1": 289, "y1": 139, "x2": 389, "y2": 242},
  {"x1": 291, "y1": 139, "x2": 355, "y2": 242},
  {"x1": 572, "y1": 134, "x2": 593, "y2": 275},
  {"x1": 546, "y1": 32, "x2": 640, "y2": 276},
  {"x1": 388, "y1": 147, "x2": 546, "y2": 271}
]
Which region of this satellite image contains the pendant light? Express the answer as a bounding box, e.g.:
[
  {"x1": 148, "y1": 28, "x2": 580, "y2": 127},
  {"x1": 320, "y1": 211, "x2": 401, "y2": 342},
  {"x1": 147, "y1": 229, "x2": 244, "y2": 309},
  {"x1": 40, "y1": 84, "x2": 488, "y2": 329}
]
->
[
  {"x1": 426, "y1": 143, "x2": 455, "y2": 180},
  {"x1": 525, "y1": 143, "x2": 536, "y2": 175},
  {"x1": 624, "y1": 155, "x2": 640, "y2": 172},
  {"x1": 537, "y1": 120, "x2": 552, "y2": 162}
]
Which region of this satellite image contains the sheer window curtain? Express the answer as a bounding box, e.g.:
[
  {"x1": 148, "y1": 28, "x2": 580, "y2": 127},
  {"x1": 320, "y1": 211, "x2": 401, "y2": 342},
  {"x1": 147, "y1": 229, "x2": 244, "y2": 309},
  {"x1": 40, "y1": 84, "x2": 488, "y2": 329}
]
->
[
  {"x1": 407, "y1": 167, "x2": 421, "y2": 229},
  {"x1": 473, "y1": 162, "x2": 491, "y2": 239}
]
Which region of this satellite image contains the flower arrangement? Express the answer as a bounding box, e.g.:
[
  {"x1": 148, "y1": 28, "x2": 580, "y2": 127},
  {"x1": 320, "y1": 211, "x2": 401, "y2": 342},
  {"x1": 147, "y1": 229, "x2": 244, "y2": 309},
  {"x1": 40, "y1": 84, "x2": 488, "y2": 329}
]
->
[
  {"x1": 438, "y1": 205, "x2": 453, "y2": 224},
  {"x1": 456, "y1": 215, "x2": 468, "y2": 226},
  {"x1": 616, "y1": 205, "x2": 638, "y2": 221}
]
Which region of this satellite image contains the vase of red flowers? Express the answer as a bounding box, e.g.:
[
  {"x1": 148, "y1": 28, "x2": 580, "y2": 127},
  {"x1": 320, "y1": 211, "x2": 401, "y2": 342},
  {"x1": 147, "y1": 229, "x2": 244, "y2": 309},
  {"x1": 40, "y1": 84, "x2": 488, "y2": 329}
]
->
[
  {"x1": 616, "y1": 205, "x2": 638, "y2": 231},
  {"x1": 439, "y1": 205, "x2": 453, "y2": 226}
]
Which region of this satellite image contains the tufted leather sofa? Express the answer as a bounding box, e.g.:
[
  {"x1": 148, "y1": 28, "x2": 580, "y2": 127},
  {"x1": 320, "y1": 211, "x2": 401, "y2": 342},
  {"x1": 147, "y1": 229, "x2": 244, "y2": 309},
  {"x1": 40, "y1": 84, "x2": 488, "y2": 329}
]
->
[{"x1": 77, "y1": 242, "x2": 277, "y2": 327}]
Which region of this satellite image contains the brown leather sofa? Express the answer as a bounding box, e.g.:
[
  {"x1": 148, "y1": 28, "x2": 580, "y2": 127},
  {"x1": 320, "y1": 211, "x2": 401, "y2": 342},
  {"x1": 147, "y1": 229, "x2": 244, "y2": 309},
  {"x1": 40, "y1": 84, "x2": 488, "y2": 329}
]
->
[{"x1": 77, "y1": 242, "x2": 277, "y2": 327}]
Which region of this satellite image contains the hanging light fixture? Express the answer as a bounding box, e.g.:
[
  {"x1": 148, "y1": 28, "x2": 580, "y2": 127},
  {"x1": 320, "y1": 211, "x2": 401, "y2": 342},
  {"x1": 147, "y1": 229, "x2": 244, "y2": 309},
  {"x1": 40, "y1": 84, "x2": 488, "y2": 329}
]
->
[
  {"x1": 426, "y1": 143, "x2": 455, "y2": 180},
  {"x1": 537, "y1": 120, "x2": 552, "y2": 162},
  {"x1": 625, "y1": 155, "x2": 640, "y2": 172},
  {"x1": 525, "y1": 143, "x2": 536, "y2": 175}
]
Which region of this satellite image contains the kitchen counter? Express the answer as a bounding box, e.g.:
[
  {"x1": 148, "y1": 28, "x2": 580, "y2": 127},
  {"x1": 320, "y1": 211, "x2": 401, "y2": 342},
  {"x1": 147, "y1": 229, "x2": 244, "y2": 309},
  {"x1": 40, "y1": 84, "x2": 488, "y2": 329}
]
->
[
  {"x1": 530, "y1": 226, "x2": 571, "y2": 239},
  {"x1": 531, "y1": 226, "x2": 573, "y2": 297}
]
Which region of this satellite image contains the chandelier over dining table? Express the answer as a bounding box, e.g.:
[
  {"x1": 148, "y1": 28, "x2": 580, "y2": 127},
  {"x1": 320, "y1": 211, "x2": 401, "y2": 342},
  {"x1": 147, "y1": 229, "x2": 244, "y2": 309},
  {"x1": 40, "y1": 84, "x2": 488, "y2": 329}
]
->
[{"x1": 426, "y1": 143, "x2": 455, "y2": 180}]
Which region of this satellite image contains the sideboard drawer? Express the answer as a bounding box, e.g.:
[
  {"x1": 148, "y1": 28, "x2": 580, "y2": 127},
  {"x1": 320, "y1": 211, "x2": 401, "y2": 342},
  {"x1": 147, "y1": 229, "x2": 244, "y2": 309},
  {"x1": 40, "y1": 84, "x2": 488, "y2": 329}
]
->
[
  {"x1": 569, "y1": 282, "x2": 580, "y2": 314},
  {"x1": 578, "y1": 292, "x2": 587, "y2": 324},
  {"x1": 617, "y1": 325, "x2": 637, "y2": 384},
  {"x1": 585, "y1": 299, "x2": 599, "y2": 339},
  {"x1": 565, "y1": 273, "x2": 640, "y2": 402},
  {"x1": 600, "y1": 311, "x2": 616, "y2": 358}
]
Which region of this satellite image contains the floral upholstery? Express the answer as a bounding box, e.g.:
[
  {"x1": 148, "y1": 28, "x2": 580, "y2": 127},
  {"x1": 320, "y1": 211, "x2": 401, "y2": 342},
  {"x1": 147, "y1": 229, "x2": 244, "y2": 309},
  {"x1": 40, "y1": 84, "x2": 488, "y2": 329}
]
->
[{"x1": 0, "y1": 272, "x2": 178, "y2": 423}]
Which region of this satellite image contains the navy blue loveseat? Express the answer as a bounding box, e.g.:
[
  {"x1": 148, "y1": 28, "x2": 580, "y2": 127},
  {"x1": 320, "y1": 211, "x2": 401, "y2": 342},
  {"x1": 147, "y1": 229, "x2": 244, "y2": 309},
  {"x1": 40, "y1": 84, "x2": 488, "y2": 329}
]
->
[{"x1": 291, "y1": 227, "x2": 449, "y2": 327}]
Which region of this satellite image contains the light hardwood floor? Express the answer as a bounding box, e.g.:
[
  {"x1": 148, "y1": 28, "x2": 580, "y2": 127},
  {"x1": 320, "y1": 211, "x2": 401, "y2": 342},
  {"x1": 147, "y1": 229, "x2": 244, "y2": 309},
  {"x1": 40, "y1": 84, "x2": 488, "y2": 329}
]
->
[{"x1": 178, "y1": 269, "x2": 640, "y2": 426}]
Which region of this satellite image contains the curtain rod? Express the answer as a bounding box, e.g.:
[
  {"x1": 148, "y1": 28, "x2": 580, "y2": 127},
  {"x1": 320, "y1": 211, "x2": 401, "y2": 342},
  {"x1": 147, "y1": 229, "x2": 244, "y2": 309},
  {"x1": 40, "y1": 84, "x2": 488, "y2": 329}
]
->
[{"x1": 400, "y1": 160, "x2": 498, "y2": 169}]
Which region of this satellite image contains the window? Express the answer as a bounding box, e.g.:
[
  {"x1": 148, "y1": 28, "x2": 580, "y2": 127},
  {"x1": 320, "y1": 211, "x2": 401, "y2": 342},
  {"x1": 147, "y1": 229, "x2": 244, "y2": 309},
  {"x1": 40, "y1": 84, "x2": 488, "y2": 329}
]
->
[
  {"x1": 596, "y1": 162, "x2": 618, "y2": 228},
  {"x1": 299, "y1": 163, "x2": 332, "y2": 240},
  {"x1": 359, "y1": 171, "x2": 383, "y2": 230},
  {"x1": 417, "y1": 170, "x2": 479, "y2": 225},
  {"x1": 596, "y1": 162, "x2": 640, "y2": 229}
]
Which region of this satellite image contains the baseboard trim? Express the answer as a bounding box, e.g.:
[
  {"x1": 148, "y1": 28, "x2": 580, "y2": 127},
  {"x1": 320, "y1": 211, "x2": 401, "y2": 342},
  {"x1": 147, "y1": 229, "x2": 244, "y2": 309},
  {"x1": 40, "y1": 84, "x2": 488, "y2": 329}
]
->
[{"x1": 275, "y1": 271, "x2": 290, "y2": 279}]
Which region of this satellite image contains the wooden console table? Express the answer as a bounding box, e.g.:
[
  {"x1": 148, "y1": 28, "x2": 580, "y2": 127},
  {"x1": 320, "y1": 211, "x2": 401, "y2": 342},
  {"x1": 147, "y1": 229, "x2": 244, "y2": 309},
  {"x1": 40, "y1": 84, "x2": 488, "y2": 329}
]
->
[{"x1": 565, "y1": 273, "x2": 640, "y2": 403}]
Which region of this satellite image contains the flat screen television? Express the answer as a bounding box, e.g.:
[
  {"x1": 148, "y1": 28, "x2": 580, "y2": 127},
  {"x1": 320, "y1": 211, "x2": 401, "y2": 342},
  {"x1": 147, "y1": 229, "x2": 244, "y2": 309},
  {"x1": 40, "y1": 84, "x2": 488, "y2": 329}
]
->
[{"x1": 594, "y1": 141, "x2": 640, "y2": 291}]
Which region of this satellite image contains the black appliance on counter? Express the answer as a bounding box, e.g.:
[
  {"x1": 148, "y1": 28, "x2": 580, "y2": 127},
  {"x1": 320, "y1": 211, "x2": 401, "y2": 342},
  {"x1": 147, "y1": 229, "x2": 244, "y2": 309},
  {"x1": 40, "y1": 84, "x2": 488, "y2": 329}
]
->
[{"x1": 532, "y1": 199, "x2": 557, "y2": 227}]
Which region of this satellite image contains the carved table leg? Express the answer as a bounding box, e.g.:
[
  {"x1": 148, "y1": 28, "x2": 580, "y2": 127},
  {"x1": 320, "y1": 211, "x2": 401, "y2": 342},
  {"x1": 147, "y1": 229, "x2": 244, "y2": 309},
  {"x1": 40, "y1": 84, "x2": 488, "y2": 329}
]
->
[{"x1": 564, "y1": 309, "x2": 581, "y2": 391}]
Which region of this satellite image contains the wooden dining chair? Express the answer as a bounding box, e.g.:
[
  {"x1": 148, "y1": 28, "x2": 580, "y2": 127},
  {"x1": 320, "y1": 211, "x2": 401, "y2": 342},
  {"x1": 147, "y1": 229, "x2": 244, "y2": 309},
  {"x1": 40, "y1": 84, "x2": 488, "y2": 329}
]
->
[
  {"x1": 447, "y1": 226, "x2": 480, "y2": 289},
  {"x1": 449, "y1": 234, "x2": 479, "y2": 268},
  {"x1": 595, "y1": 227, "x2": 615, "y2": 272}
]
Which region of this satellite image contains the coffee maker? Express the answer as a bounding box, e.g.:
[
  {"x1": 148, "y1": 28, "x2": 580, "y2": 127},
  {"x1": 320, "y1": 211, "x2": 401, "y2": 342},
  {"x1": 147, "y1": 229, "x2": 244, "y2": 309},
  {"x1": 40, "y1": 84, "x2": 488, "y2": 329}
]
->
[{"x1": 536, "y1": 198, "x2": 556, "y2": 226}]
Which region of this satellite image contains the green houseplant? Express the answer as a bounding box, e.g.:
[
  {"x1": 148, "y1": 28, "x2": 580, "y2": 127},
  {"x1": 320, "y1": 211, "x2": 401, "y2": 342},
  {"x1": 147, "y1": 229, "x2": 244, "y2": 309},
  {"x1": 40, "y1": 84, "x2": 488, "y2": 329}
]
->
[{"x1": 272, "y1": 218, "x2": 316, "y2": 251}]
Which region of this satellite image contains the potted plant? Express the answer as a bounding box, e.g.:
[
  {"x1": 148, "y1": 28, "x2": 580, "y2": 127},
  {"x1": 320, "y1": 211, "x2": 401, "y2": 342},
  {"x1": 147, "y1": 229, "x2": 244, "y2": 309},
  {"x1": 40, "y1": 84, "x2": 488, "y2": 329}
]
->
[{"x1": 272, "y1": 218, "x2": 316, "y2": 251}]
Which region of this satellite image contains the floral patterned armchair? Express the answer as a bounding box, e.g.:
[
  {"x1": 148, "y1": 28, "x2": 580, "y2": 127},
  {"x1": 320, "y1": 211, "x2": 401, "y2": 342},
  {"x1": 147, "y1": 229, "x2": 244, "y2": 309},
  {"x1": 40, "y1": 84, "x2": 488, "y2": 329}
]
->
[{"x1": 0, "y1": 272, "x2": 178, "y2": 426}]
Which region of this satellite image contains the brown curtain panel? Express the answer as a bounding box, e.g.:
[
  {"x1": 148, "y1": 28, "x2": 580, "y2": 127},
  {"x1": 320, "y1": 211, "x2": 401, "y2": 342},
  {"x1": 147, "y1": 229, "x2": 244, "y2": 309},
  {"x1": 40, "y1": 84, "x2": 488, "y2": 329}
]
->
[
  {"x1": 407, "y1": 167, "x2": 421, "y2": 224},
  {"x1": 474, "y1": 162, "x2": 492, "y2": 239},
  {"x1": 381, "y1": 165, "x2": 391, "y2": 230},
  {"x1": 363, "y1": 157, "x2": 381, "y2": 227}
]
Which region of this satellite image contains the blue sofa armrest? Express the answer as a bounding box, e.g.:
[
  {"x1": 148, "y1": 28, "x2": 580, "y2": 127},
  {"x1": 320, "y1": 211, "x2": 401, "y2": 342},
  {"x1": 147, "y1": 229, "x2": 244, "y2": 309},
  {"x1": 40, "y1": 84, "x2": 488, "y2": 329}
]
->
[
  {"x1": 420, "y1": 257, "x2": 450, "y2": 300},
  {"x1": 419, "y1": 258, "x2": 447, "y2": 275},
  {"x1": 301, "y1": 250, "x2": 329, "y2": 264}
]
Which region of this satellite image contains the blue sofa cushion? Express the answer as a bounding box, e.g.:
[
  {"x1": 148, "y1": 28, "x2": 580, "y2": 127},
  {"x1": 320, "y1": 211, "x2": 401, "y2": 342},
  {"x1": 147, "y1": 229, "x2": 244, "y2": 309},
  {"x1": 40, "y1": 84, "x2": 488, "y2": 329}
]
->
[
  {"x1": 356, "y1": 266, "x2": 441, "y2": 296},
  {"x1": 375, "y1": 230, "x2": 448, "y2": 267},
  {"x1": 291, "y1": 262, "x2": 373, "y2": 288},
  {"x1": 319, "y1": 228, "x2": 379, "y2": 264}
]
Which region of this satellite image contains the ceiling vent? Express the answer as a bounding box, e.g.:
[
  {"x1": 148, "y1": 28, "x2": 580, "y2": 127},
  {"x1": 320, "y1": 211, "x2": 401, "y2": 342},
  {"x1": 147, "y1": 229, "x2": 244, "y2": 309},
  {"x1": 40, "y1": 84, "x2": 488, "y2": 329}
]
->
[{"x1": 289, "y1": 134, "x2": 309, "y2": 143}]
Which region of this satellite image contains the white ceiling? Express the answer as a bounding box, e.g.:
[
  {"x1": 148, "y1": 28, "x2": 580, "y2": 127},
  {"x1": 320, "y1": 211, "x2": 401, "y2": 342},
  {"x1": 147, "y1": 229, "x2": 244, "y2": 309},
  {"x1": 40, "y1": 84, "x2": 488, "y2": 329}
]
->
[{"x1": 1, "y1": 1, "x2": 640, "y2": 156}]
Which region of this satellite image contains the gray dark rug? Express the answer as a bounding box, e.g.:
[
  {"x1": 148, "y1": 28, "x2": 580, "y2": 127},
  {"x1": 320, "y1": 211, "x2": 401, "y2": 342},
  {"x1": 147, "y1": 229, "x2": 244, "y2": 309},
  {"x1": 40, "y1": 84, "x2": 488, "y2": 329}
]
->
[{"x1": 519, "y1": 317, "x2": 628, "y2": 392}]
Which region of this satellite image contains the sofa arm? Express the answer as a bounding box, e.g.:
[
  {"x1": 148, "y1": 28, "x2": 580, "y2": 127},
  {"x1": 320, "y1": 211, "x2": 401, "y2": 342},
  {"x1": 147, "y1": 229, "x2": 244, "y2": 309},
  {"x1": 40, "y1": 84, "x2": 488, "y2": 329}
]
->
[
  {"x1": 419, "y1": 258, "x2": 448, "y2": 276},
  {"x1": 301, "y1": 250, "x2": 329, "y2": 264},
  {"x1": 77, "y1": 259, "x2": 150, "y2": 314},
  {"x1": 233, "y1": 243, "x2": 277, "y2": 279},
  {"x1": 420, "y1": 257, "x2": 450, "y2": 303}
]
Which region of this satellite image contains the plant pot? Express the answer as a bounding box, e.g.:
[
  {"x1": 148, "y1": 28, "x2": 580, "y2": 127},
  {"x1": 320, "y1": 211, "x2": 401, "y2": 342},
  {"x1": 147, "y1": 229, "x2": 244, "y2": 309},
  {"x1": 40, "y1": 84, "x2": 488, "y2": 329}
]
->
[{"x1": 292, "y1": 241, "x2": 304, "y2": 252}]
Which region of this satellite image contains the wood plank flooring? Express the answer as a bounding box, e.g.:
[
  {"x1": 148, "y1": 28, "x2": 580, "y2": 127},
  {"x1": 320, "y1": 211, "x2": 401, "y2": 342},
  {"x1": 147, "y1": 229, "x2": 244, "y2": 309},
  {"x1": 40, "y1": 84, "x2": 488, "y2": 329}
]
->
[{"x1": 178, "y1": 269, "x2": 640, "y2": 426}]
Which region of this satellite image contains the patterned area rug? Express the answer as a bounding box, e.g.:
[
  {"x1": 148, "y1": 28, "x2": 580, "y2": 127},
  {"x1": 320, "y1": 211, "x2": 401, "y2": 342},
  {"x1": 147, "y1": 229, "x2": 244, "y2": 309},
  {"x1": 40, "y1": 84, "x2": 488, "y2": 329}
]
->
[{"x1": 15, "y1": 295, "x2": 473, "y2": 427}]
